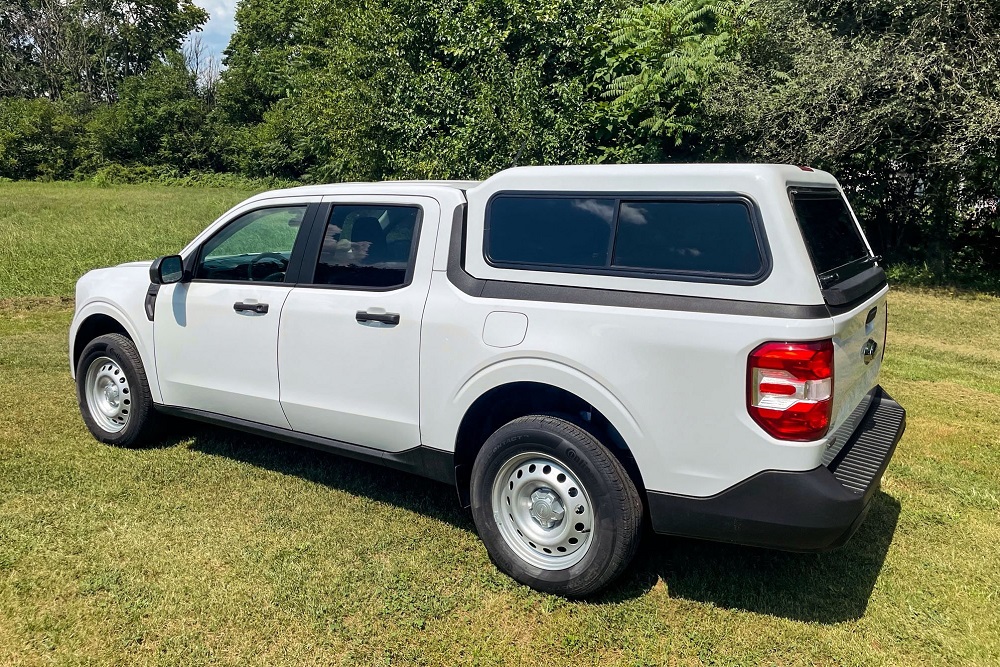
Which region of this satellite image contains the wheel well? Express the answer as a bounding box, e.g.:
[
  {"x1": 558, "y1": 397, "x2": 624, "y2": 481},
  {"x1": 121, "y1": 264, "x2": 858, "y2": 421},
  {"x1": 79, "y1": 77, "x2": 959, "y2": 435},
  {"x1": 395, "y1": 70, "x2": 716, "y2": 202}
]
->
[
  {"x1": 453, "y1": 382, "x2": 645, "y2": 507},
  {"x1": 73, "y1": 314, "x2": 130, "y2": 371}
]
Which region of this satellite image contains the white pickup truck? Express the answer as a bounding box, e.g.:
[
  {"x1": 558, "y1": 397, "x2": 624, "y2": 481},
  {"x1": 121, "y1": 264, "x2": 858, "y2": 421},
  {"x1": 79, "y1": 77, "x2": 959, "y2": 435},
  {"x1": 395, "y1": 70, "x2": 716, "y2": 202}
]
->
[{"x1": 70, "y1": 164, "x2": 906, "y2": 596}]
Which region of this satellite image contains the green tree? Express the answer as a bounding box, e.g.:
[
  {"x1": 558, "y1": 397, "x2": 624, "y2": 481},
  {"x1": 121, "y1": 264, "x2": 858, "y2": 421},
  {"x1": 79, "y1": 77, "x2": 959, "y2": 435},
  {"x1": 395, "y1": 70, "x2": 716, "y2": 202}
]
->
[
  {"x1": 218, "y1": 0, "x2": 630, "y2": 181},
  {"x1": 87, "y1": 51, "x2": 215, "y2": 170},
  {"x1": 596, "y1": 0, "x2": 754, "y2": 162},
  {"x1": 701, "y1": 0, "x2": 1000, "y2": 274},
  {"x1": 0, "y1": 97, "x2": 81, "y2": 179},
  {"x1": 0, "y1": 0, "x2": 208, "y2": 101}
]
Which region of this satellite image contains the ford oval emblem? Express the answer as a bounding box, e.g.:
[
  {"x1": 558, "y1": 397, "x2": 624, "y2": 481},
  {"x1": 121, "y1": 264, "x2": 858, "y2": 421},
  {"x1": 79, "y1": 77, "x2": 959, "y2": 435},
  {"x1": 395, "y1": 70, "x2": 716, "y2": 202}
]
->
[{"x1": 862, "y1": 339, "x2": 878, "y2": 365}]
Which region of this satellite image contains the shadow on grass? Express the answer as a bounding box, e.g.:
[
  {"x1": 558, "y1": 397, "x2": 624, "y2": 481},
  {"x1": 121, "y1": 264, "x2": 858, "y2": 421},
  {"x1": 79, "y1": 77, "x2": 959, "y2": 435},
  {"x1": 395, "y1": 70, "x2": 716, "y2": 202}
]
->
[
  {"x1": 180, "y1": 423, "x2": 475, "y2": 531},
  {"x1": 603, "y1": 491, "x2": 901, "y2": 623},
  {"x1": 177, "y1": 422, "x2": 899, "y2": 623}
]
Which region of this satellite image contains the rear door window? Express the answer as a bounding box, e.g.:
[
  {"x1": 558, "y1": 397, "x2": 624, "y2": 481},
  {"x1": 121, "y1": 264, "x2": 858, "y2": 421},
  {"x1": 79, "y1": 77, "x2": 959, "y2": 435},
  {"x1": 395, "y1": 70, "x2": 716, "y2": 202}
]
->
[{"x1": 309, "y1": 204, "x2": 421, "y2": 289}]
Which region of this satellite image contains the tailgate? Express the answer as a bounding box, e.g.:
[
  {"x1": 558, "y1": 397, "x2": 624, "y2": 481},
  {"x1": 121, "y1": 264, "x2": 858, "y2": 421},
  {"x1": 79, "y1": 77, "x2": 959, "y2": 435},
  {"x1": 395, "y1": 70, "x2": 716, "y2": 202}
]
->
[
  {"x1": 829, "y1": 290, "x2": 887, "y2": 431},
  {"x1": 788, "y1": 185, "x2": 889, "y2": 430}
]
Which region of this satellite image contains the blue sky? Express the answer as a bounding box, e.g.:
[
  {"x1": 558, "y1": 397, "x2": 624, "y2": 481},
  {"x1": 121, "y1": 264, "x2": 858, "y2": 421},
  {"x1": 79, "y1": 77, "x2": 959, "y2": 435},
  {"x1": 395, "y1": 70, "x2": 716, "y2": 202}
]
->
[{"x1": 191, "y1": 0, "x2": 239, "y2": 62}]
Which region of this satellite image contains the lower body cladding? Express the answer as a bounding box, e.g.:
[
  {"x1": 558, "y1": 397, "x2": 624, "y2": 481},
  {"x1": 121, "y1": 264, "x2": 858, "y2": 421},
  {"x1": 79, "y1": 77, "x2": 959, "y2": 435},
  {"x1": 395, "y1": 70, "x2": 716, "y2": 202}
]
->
[{"x1": 646, "y1": 386, "x2": 906, "y2": 551}]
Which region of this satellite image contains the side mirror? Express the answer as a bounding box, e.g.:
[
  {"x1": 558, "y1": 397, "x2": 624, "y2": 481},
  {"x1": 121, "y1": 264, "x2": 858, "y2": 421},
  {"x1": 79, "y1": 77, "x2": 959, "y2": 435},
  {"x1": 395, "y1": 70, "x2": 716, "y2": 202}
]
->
[{"x1": 149, "y1": 255, "x2": 185, "y2": 285}]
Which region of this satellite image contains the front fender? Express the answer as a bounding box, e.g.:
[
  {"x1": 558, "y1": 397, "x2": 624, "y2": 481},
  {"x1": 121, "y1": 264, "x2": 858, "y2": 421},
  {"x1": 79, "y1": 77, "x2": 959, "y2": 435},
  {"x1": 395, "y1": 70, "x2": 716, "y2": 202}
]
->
[{"x1": 70, "y1": 298, "x2": 161, "y2": 404}]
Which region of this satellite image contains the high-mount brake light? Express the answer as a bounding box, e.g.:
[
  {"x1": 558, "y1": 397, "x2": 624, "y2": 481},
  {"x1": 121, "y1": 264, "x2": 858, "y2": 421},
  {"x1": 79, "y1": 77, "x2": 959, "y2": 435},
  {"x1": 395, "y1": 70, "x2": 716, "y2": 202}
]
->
[{"x1": 747, "y1": 339, "x2": 834, "y2": 441}]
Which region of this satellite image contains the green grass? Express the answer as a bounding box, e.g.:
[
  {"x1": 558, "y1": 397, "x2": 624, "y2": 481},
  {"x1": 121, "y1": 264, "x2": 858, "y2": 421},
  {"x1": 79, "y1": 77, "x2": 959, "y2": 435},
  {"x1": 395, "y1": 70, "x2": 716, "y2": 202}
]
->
[
  {"x1": 1, "y1": 182, "x2": 998, "y2": 665},
  {"x1": 0, "y1": 182, "x2": 257, "y2": 298}
]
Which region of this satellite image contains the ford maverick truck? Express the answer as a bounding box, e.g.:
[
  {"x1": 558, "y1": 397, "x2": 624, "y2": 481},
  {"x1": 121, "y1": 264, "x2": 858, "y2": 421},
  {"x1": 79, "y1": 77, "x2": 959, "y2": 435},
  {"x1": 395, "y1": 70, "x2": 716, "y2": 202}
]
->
[{"x1": 70, "y1": 164, "x2": 906, "y2": 596}]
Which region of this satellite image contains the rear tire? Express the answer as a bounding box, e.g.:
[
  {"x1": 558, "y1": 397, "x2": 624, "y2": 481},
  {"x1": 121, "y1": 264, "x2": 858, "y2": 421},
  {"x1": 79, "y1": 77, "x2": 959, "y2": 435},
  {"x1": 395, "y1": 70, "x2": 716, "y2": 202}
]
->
[
  {"x1": 76, "y1": 333, "x2": 159, "y2": 447},
  {"x1": 470, "y1": 415, "x2": 643, "y2": 597}
]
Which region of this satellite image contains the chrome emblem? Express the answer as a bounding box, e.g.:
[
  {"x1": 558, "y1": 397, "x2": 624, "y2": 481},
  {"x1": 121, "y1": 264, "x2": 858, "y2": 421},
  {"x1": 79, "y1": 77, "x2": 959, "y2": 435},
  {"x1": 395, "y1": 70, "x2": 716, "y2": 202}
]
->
[{"x1": 862, "y1": 339, "x2": 878, "y2": 365}]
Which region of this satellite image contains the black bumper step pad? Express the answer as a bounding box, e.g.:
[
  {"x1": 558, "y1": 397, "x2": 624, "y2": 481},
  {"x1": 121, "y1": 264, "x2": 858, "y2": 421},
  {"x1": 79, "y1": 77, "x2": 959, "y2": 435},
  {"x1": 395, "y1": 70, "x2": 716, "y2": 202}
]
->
[{"x1": 826, "y1": 387, "x2": 907, "y2": 496}]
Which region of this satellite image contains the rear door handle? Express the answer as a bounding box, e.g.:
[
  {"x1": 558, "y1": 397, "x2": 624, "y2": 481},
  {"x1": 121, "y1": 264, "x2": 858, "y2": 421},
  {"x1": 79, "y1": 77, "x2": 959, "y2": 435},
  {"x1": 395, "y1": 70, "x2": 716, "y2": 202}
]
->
[
  {"x1": 356, "y1": 310, "x2": 400, "y2": 325},
  {"x1": 234, "y1": 301, "x2": 269, "y2": 314}
]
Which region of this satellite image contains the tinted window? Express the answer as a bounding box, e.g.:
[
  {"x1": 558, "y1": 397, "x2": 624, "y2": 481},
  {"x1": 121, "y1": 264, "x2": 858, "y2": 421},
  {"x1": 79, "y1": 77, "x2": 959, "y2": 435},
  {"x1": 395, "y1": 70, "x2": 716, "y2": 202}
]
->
[
  {"x1": 487, "y1": 196, "x2": 615, "y2": 267},
  {"x1": 791, "y1": 191, "x2": 871, "y2": 277},
  {"x1": 197, "y1": 206, "x2": 307, "y2": 282},
  {"x1": 311, "y1": 205, "x2": 420, "y2": 288},
  {"x1": 613, "y1": 201, "x2": 763, "y2": 276}
]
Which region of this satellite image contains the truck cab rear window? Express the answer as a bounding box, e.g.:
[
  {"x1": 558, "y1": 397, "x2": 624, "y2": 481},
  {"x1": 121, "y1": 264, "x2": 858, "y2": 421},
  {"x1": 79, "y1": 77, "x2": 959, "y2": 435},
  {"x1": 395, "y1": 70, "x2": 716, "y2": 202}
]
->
[
  {"x1": 485, "y1": 195, "x2": 766, "y2": 280},
  {"x1": 790, "y1": 190, "x2": 872, "y2": 281}
]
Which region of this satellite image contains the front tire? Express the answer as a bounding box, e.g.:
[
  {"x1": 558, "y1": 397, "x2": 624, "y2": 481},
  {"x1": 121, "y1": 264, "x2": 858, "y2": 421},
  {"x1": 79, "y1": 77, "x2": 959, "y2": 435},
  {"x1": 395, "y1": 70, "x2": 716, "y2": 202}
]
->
[
  {"x1": 76, "y1": 333, "x2": 158, "y2": 447},
  {"x1": 470, "y1": 415, "x2": 643, "y2": 597}
]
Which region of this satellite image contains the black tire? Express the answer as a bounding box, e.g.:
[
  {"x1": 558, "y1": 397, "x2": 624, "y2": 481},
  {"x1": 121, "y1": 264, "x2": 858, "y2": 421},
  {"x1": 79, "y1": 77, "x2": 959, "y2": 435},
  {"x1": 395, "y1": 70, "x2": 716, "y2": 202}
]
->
[
  {"x1": 470, "y1": 415, "x2": 643, "y2": 597},
  {"x1": 76, "y1": 333, "x2": 159, "y2": 447}
]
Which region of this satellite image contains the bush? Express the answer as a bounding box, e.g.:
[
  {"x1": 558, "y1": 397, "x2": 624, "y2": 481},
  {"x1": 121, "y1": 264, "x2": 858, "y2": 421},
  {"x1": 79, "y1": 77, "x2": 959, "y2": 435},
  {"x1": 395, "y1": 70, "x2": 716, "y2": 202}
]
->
[
  {"x1": 0, "y1": 98, "x2": 82, "y2": 180},
  {"x1": 89, "y1": 163, "x2": 296, "y2": 190},
  {"x1": 87, "y1": 52, "x2": 217, "y2": 172}
]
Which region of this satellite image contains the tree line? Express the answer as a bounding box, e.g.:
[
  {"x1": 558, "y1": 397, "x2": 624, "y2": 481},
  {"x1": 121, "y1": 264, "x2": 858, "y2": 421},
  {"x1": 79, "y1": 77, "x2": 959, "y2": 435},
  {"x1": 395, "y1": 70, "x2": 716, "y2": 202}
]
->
[{"x1": 1, "y1": 0, "x2": 998, "y2": 284}]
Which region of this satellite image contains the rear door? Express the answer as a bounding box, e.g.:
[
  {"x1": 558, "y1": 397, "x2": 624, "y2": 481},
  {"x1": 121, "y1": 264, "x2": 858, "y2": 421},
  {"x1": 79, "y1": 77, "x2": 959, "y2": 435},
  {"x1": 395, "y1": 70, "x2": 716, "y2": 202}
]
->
[
  {"x1": 276, "y1": 195, "x2": 440, "y2": 452},
  {"x1": 789, "y1": 188, "x2": 888, "y2": 429}
]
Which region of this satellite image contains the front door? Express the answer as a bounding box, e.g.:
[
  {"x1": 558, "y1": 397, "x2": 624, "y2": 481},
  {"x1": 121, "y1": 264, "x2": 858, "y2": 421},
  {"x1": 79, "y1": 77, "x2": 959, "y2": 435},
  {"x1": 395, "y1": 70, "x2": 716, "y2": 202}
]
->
[
  {"x1": 277, "y1": 196, "x2": 439, "y2": 452},
  {"x1": 155, "y1": 202, "x2": 313, "y2": 427}
]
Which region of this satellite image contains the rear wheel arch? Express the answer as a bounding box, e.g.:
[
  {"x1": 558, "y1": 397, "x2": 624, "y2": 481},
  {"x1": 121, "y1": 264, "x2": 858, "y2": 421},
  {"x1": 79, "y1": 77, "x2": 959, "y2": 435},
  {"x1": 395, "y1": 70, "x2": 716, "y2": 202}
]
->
[{"x1": 452, "y1": 381, "x2": 647, "y2": 508}]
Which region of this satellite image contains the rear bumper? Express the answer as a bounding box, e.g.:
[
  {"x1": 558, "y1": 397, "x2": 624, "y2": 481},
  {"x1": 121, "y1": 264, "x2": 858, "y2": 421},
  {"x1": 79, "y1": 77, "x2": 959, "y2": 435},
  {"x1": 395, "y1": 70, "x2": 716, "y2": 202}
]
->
[{"x1": 647, "y1": 386, "x2": 906, "y2": 551}]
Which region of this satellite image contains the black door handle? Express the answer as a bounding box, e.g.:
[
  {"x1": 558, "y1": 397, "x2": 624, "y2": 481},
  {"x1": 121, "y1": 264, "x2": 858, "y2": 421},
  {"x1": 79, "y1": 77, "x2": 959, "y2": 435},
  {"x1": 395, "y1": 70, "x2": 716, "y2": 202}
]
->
[
  {"x1": 356, "y1": 310, "x2": 400, "y2": 325},
  {"x1": 234, "y1": 301, "x2": 269, "y2": 314}
]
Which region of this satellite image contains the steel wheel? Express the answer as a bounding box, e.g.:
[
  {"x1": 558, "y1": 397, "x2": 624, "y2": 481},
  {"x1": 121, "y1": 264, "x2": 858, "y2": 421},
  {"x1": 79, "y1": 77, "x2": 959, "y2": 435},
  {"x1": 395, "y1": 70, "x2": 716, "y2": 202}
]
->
[
  {"x1": 83, "y1": 356, "x2": 132, "y2": 433},
  {"x1": 491, "y1": 451, "x2": 595, "y2": 570}
]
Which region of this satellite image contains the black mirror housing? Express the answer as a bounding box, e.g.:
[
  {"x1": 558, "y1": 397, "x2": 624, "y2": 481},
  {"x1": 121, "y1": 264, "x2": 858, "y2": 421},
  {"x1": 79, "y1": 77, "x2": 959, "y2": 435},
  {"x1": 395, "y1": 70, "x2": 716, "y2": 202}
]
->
[{"x1": 149, "y1": 255, "x2": 185, "y2": 285}]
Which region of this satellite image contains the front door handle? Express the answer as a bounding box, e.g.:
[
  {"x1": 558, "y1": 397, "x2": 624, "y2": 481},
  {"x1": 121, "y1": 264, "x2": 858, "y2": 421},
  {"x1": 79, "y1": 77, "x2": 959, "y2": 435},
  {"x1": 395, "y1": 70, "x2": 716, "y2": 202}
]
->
[
  {"x1": 234, "y1": 301, "x2": 269, "y2": 314},
  {"x1": 356, "y1": 310, "x2": 400, "y2": 325}
]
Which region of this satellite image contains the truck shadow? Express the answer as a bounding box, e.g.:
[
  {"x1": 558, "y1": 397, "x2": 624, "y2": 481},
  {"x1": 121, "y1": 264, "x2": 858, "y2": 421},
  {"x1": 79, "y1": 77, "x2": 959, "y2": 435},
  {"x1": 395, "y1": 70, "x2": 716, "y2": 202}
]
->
[
  {"x1": 181, "y1": 424, "x2": 475, "y2": 530},
  {"x1": 600, "y1": 491, "x2": 901, "y2": 623},
  {"x1": 180, "y1": 424, "x2": 899, "y2": 624}
]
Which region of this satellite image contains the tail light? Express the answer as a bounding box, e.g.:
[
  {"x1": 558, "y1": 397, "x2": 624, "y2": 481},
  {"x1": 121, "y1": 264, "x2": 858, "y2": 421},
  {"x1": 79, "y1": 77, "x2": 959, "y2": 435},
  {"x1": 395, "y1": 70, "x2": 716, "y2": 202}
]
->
[{"x1": 747, "y1": 339, "x2": 834, "y2": 441}]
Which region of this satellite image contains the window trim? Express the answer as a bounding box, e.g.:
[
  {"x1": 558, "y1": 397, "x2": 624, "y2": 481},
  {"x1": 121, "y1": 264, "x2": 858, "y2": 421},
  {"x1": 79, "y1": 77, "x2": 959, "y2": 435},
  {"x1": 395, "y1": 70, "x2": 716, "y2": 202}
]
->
[
  {"x1": 482, "y1": 191, "x2": 773, "y2": 286},
  {"x1": 184, "y1": 203, "x2": 319, "y2": 286},
  {"x1": 296, "y1": 201, "x2": 425, "y2": 292}
]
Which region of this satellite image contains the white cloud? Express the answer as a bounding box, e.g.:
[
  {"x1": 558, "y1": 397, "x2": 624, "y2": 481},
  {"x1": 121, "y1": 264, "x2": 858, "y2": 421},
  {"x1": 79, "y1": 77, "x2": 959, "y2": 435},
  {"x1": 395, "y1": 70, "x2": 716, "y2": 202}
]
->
[{"x1": 189, "y1": 0, "x2": 239, "y2": 60}]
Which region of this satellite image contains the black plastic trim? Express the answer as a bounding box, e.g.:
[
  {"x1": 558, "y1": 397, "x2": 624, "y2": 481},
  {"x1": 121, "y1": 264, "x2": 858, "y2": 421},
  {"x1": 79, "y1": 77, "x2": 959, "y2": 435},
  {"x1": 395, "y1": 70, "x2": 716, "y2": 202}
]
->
[
  {"x1": 646, "y1": 386, "x2": 905, "y2": 551},
  {"x1": 821, "y1": 265, "x2": 888, "y2": 307},
  {"x1": 144, "y1": 283, "x2": 160, "y2": 321},
  {"x1": 154, "y1": 404, "x2": 456, "y2": 485},
  {"x1": 482, "y1": 191, "x2": 773, "y2": 286},
  {"x1": 446, "y1": 203, "x2": 832, "y2": 320}
]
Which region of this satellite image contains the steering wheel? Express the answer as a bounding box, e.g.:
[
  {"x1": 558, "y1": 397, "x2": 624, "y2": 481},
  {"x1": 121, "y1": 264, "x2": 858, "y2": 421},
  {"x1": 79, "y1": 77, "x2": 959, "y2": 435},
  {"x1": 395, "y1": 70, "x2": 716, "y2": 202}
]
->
[{"x1": 248, "y1": 252, "x2": 288, "y2": 282}]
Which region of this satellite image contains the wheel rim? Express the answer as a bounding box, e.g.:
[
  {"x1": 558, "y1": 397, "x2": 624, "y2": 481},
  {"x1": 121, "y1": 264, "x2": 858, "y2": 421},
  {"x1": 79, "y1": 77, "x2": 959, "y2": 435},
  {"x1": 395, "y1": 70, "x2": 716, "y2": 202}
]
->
[
  {"x1": 491, "y1": 451, "x2": 595, "y2": 570},
  {"x1": 84, "y1": 356, "x2": 132, "y2": 433}
]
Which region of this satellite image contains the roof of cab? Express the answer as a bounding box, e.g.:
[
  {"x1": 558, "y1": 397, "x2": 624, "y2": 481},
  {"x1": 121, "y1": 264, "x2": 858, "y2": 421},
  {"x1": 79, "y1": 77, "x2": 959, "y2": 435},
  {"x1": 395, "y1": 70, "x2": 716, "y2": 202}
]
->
[{"x1": 243, "y1": 179, "x2": 480, "y2": 203}]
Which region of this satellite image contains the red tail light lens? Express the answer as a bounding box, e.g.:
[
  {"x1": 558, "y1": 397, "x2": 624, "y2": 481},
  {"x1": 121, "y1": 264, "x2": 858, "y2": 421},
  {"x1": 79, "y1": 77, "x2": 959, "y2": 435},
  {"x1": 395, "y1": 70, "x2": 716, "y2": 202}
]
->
[{"x1": 747, "y1": 339, "x2": 834, "y2": 441}]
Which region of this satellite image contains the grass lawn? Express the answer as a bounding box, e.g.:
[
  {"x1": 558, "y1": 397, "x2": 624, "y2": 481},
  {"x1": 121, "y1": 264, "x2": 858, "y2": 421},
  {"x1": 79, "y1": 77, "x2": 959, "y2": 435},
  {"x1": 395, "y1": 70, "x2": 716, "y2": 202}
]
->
[{"x1": 1, "y1": 182, "x2": 998, "y2": 665}]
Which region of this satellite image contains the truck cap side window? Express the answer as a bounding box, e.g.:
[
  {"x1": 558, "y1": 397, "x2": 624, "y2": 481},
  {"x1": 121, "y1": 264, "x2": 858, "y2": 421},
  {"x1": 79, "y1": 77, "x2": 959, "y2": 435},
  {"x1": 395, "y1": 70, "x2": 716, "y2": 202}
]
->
[
  {"x1": 308, "y1": 204, "x2": 421, "y2": 289},
  {"x1": 612, "y1": 201, "x2": 762, "y2": 276},
  {"x1": 485, "y1": 194, "x2": 767, "y2": 281}
]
